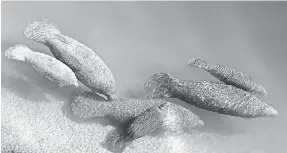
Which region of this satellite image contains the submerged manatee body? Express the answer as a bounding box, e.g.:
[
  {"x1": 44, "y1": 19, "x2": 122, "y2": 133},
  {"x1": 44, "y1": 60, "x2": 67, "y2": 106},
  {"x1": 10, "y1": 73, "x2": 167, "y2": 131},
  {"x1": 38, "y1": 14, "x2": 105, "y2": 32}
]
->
[
  {"x1": 24, "y1": 19, "x2": 117, "y2": 100},
  {"x1": 71, "y1": 91, "x2": 204, "y2": 153},
  {"x1": 5, "y1": 44, "x2": 78, "y2": 88},
  {"x1": 187, "y1": 58, "x2": 267, "y2": 96},
  {"x1": 144, "y1": 72, "x2": 277, "y2": 118}
]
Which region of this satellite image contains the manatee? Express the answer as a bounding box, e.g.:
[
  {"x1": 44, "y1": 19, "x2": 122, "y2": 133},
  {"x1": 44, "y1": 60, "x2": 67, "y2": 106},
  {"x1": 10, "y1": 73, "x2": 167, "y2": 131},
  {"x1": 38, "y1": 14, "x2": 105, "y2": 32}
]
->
[
  {"x1": 5, "y1": 44, "x2": 78, "y2": 88},
  {"x1": 187, "y1": 58, "x2": 267, "y2": 96},
  {"x1": 143, "y1": 72, "x2": 277, "y2": 118},
  {"x1": 71, "y1": 91, "x2": 204, "y2": 153},
  {"x1": 23, "y1": 19, "x2": 117, "y2": 100}
]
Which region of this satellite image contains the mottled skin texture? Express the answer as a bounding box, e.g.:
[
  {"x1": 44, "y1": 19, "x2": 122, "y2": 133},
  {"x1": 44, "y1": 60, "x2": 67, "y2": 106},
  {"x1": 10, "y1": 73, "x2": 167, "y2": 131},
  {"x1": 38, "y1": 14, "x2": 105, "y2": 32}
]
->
[
  {"x1": 5, "y1": 44, "x2": 78, "y2": 88},
  {"x1": 24, "y1": 19, "x2": 117, "y2": 100},
  {"x1": 144, "y1": 73, "x2": 277, "y2": 118},
  {"x1": 124, "y1": 105, "x2": 165, "y2": 141},
  {"x1": 188, "y1": 58, "x2": 267, "y2": 96},
  {"x1": 71, "y1": 91, "x2": 165, "y2": 122},
  {"x1": 71, "y1": 91, "x2": 203, "y2": 129},
  {"x1": 103, "y1": 106, "x2": 165, "y2": 153},
  {"x1": 71, "y1": 91, "x2": 203, "y2": 153}
]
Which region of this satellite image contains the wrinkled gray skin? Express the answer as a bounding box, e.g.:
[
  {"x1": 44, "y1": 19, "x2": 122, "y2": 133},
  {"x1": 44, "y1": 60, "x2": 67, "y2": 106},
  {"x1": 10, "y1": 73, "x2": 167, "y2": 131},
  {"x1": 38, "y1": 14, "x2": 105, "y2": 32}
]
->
[
  {"x1": 71, "y1": 91, "x2": 204, "y2": 130},
  {"x1": 144, "y1": 72, "x2": 278, "y2": 118},
  {"x1": 71, "y1": 91, "x2": 204, "y2": 153},
  {"x1": 5, "y1": 44, "x2": 78, "y2": 88},
  {"x1": 23, "y1": 19, "x2": 117, "y2": 100},
  {"x1": 187, "y1": 58, "x2": 267, "y2": 96},
  {"x1": 102, "y1": 105, "x2": 165, "y2": 153}
]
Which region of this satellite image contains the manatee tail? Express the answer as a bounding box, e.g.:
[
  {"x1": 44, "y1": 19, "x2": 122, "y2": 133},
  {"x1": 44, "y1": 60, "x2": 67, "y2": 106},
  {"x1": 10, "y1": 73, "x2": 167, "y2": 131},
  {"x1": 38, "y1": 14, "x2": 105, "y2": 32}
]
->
[
  {"x1": 5, "y1": 44, "x2": 32, "y2": 61},
  {"x1": 143, "y1": 72, "x2": 179, "y2": 99},
  {"x1": 125, "y1": 104, "x2": 164, "y2": 140},
  {"x1": 101, "y1": 129, "x2": 128, "y2": 153},
  {"x1": 24, "y1": 19, "x2": 61, "y2": 44},
  {"x1": 102, "y1": 105, "x2": 164, "y2": 153},
  {"x1": 187, "y1": 58, "x2": 209, "y2": 70}
]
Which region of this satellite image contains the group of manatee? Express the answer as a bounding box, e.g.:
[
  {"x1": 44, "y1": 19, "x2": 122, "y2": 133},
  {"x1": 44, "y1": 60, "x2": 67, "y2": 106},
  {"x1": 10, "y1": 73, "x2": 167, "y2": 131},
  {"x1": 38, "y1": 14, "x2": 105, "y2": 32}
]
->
[{"x1": 5, "y1": 19, "x2": 278, "y2": 153}]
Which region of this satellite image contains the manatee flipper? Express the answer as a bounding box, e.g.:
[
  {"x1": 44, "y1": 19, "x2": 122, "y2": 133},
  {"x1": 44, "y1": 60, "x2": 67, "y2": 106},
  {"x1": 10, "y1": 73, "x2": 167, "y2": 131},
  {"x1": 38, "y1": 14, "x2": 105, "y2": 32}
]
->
[{"x1": 102, "y1": 105, "x2": 164, "y2": 153}]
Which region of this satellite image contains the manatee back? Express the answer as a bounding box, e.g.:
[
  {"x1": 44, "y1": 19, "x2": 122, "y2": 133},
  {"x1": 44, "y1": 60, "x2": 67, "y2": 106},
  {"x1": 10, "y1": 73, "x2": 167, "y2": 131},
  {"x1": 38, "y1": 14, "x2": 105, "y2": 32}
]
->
[
  {"x1": 176, "y1": 80, "x2": 276, "y2": 118},
  {"x1": 108, "y1": 98, "x2": 166, "y2": 123},
  {"x1": 47, "y1": 36, "x2": 116, "y2": 99},
  {"x1": 28, "y1": 52, "x2": 78, "y2": 87},
  {"x1": 208, "y1": 64, "x2": 267, "y2": 96}
]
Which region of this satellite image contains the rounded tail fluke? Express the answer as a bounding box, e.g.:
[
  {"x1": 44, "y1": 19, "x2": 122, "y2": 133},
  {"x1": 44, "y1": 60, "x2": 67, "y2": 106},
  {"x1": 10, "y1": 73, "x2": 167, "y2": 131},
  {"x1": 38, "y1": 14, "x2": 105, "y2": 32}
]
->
[
  {"x1": 101, "y1": 129, "x2": 127, "y2": 153},
  {"x1": 23, "y1": 19, "x2": 61, "y2": 44},
  {"x1": 187, "y1": 58, "x2": 208, "y2": 69},
  {"x1": 143, "y1": 72, "x2": 177, "y2": 99},
  {"x1": 102, "y1": 105, "x2": 164, "y2": 153}
]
